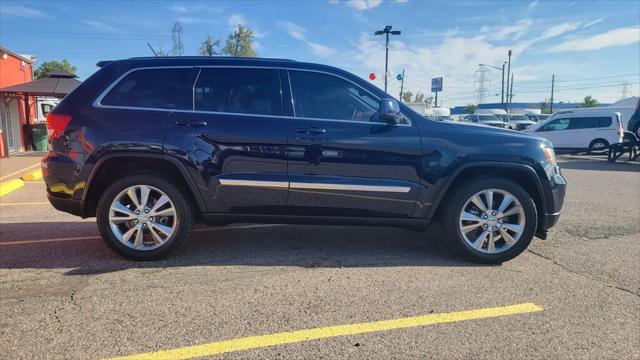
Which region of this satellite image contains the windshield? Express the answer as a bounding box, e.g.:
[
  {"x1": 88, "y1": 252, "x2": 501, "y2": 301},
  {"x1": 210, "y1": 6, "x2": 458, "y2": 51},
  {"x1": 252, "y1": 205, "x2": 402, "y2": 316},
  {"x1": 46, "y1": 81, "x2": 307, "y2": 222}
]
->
[{"x1": 478, "y1": 114, "x2": 500, "y2": 122}]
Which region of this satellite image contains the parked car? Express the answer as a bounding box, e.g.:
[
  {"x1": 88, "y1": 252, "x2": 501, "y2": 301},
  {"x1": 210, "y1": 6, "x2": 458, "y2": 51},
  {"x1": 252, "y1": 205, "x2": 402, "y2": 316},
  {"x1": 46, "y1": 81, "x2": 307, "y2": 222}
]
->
[
  {"x1": 463, "y1": 114, "x2": 506, "y2": 128},
  {"x1": 524, "y1": 109, "x2": 624, "y2": 154},
  {"x1": 43, "y1": 57, "x2": 566, "y2": 264},
  {"x1": 528, "y1": 114, "x2": 550, "y2": 122},
  {"x1": 506, "y1": 114, "x2": 536, "y2": 130},
  {"x1": 624, "y1": 98, "x2": 640, "y2": 139},
  {"x1": 551, "y1": 102, "x2": 637, "y2": 139}
]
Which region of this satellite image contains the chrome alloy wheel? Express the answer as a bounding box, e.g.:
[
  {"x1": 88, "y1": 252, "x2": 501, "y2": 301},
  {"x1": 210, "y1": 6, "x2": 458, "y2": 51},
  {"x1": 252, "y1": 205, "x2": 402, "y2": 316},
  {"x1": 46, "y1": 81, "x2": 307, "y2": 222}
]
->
[
  {"x1": 108, "y1": 185, "x2": 177, "y2": 250},
  {"x1": 459, "y1": 189, "x2": 526, "y2": 254}
]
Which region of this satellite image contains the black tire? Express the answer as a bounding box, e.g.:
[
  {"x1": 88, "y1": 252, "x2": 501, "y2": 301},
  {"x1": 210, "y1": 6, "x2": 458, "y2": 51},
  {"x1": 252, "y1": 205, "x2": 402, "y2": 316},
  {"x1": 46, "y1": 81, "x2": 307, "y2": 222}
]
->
[
  {"x1": 439, "y1": 176, "x2": 537, "y2": 264},
  {"x1": 96, "y1": 172, "x2": 193, "y2": 260},
  {"x1": 587, "y1": 139, "x2": 609, "y2": 155},
  {"x1": 634, "y1": 124, "x2": 640, "y2": 140}
]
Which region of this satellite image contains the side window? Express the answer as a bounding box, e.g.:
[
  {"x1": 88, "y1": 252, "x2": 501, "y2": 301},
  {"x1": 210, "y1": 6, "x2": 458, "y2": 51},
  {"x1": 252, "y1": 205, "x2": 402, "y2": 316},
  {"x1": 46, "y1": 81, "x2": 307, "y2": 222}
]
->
[
  {"x1": 597, "y1": 116, "x2": 612, "y2": 128},
  {"x1": 289, "y1": 70, "x2": 396, "y2": 123},
  {"x1": 101, "y1": 68, "x2": 190, "y2": 109},
  {"x1": 193, "y1": 68, "x2": 280, "y2": 116},
  {"x1": 538, "y1": 118, "x2": 570, "y2": 131},
  {"x1": 570, "y1": 117, "x2": 598, "y2": 129}
]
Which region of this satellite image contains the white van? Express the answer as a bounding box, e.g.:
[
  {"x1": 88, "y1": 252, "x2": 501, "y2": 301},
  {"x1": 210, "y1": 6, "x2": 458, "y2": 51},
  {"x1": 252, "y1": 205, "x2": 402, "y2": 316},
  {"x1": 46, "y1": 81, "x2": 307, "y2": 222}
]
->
[
  {"x1": 525, "y1": 109, "x2": 624, "y2": 153},
  {"x1": 550, "y1": 100, "x2": 637, "y2": 138}
]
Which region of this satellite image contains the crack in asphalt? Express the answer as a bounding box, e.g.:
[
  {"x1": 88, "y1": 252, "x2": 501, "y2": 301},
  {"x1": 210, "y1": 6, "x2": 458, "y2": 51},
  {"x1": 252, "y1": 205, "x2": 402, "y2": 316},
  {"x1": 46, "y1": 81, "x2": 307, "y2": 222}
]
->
[{"x1": 526, "y1": 249, "x2": 640, "y2": 299}]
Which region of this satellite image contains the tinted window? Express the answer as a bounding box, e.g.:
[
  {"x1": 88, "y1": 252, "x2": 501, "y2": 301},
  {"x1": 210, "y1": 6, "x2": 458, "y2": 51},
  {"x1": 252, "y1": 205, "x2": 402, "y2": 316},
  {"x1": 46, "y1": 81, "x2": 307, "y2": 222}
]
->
[
  {"x1": 101, "y1": 68, "x2": 190, "y2": 109},
  {"x1": 570, "y1": 117, "x2": 598, "y2": 129},
  {"x1": 289, "y1": 70, "x2": 393, "y2": 123},
  {"x1": 193, "y1": 68, "x2": 280, "y2": 115},
  {"x1": 478, "y1": 115, "x2": 499, "y2": 121},
  {"x1": 538, "y1": 118, "x2": 570, "y2": 131},
  {"x1": 597, "y1": 117, "x2": 612, "y2": 128}
]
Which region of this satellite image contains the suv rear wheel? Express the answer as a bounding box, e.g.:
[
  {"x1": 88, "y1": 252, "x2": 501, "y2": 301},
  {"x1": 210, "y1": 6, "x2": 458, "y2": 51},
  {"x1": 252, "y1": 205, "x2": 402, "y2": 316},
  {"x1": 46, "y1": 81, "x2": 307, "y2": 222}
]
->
[
  {"x1": 96, "y1": 173, "x2": 193, "y2": 260},
  {"x1": 440, "y1": 176, "x2": 537, "y2": 264}
]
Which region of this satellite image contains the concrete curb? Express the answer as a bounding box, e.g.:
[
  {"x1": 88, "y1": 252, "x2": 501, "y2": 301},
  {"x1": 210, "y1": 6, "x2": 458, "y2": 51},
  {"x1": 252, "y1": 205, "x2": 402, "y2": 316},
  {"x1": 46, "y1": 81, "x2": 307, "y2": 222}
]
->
[{"x1": 0, "y1": 179, "x2": 25, "y2": 197}]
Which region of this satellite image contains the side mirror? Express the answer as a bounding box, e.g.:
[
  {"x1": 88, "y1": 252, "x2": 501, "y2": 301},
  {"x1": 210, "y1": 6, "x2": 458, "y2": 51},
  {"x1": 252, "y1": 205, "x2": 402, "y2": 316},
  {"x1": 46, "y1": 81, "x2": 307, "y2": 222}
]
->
[{"x1": 378, "y1": 98, "x2": 403, "y2": 125}]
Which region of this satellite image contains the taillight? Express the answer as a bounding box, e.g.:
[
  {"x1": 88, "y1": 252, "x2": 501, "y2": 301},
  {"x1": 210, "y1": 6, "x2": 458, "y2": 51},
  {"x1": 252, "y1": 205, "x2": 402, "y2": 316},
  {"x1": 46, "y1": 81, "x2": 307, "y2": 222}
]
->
[
  {"x1": 616, "y1": 115, "x2": 623, "y2": 137},
  {"x1": 46, "y1": 113, "x2": 71, "y2": 139}
]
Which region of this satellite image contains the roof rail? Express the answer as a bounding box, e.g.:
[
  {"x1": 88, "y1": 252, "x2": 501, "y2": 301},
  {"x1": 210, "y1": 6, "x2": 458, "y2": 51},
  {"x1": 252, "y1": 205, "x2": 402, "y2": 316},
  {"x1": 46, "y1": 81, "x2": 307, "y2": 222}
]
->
[{"x1": 126, "y1": 56, "x2": 296, "y2": 62}]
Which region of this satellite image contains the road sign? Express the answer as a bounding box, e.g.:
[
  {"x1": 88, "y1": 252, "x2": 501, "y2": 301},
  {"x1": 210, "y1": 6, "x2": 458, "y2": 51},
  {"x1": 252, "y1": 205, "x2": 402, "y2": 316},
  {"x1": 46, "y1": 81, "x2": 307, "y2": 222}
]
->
[
  {"x1": 431, "y1": 77, "x2": 443, "y2": 92},
  {"x1": 396, "y1": 73, "x2": 403, "y2": 81}
]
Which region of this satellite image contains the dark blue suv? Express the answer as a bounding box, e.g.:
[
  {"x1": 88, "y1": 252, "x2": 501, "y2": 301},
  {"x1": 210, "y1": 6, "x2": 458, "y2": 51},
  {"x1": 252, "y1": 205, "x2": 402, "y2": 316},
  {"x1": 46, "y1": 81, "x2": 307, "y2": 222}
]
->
[{"x1": 42, "y1": 57, "x2": 566, "y2": 263}]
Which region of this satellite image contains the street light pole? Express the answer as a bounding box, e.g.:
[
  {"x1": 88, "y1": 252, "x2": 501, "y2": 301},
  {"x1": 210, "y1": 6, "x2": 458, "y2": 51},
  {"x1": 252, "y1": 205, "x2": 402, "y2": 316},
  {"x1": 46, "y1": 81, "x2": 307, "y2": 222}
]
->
[
  {"x1": 375, "y1": 25, "x2": 401, "y2": 93},
  {"x1": 479, "y1": 62, "x2": 507, "y2": 106},
  {"x1": 506, "y1": 49, "x2": 512, "y2": 111}
]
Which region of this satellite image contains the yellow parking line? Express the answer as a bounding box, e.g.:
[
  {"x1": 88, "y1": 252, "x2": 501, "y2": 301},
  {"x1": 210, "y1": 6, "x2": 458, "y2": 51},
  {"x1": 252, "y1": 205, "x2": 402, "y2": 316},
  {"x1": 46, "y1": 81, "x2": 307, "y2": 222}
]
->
[
  {"x1": 0, "y1": 179, "x2": 24, "y2": 197},
  {"x1": 21, "y1": 169, "x2": 42, "y2": 181},
  {"x1": 0, "y1": 162, "x2": 40, "y2": 181},
  {"x1": 0, "y1": 225, "x2": 282, "y2": 246},
  {"x1": 0, "y1": 201, "x2": 49, "y2": 206},
  {"x1": 106, "y1": 303, "x2": 543, "y2": 360}
]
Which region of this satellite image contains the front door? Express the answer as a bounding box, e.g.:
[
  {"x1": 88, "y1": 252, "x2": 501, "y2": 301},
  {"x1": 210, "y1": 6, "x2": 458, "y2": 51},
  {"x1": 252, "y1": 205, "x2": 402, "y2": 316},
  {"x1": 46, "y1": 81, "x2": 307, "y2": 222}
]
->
[
  {"x1": 535, "y1": 118, "x2": 570, "y2": 149},
  {"x1": 284, "y1": 69, "x2": 422, "y2": 218},
  {"x1": 164, "y1": 67, "x2": 289, "y2": 214},
  {"x1": 1, "y1": 99, "x2": 21, "y2": 152}
]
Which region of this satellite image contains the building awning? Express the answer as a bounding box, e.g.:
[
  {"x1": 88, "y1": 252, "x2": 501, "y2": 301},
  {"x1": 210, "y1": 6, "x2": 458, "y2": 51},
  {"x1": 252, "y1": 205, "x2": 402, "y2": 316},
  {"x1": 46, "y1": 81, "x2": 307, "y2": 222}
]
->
[{"x1": 0, "y1": 71, "x2": 81, "y2": 97}]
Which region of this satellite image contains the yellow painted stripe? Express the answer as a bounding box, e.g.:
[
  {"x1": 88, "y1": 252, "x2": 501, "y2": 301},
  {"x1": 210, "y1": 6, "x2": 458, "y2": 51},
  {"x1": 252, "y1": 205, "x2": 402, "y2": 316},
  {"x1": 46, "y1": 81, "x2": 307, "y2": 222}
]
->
[
  {"x1": 0, "y1": 162, "x2": 40, "y2": 181},
  {"x1": 21, "y1": 169, "x2": 42, "y2": 181},
  {"x1": 106, "y1": 303, "x2": 543, "y2": 360},
  {"x1": 0, "y1": 201, "x2": 50, "y2": 206},
  {"x1": 0, "y1": 179, "x2": 24, "y2": 197},
  {"x1": 0, "y1": 224, "x2": 283, "y2": 246}
]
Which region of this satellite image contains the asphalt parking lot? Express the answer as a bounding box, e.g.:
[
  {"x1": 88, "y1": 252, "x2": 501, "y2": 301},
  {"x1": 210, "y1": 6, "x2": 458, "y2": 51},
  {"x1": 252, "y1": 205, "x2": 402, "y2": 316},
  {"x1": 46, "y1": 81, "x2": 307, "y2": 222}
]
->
[{"x1": 1, "y1": 155, "x2": 638, "y2": 359}]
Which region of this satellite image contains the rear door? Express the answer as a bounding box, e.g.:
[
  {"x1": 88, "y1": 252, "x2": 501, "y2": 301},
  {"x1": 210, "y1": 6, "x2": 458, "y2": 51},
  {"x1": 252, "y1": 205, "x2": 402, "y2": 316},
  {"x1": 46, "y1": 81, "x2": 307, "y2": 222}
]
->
[
  {"x1": 565, "y1": 116, "x2": 598, "y2": 149},
  {"x1": 284, "y1": 69, "x2": 422, "y2": 218},
  {"x1": 164, "y1": 67, "x2": 289, "y2": 214}
]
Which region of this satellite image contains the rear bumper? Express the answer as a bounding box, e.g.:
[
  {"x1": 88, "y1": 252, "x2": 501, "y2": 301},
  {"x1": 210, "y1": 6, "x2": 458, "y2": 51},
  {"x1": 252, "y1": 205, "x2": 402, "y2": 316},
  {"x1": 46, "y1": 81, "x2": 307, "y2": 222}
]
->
[{"x1": 47, "y1": 193, "x2": 85, "y2": 217}]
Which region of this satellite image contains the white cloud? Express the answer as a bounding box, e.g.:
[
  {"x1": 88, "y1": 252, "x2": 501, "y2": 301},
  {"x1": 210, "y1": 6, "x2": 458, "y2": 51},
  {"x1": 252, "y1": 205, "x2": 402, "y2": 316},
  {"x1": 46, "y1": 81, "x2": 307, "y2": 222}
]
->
[
  {"x1": 487, "y1": 19, "x2": 533, "y2": 41},
  {"x1": 583, "y1": 18, "x2": 603, "y2": 28},
  {"x1": 169, "y1": 4, "x2": 222, "y2": 14},
  {"x1": 308, "y1": 42, "x2": 337, "y2": 57},
  {"x1": 277, "y1": 20, "x2": 337, "y2": 57},
  {"x1": 277, "y1": 20, "x2": 306, "y2": 40},
  {"x1": 346, "y1": 0, "x2": 383, "y2": 11},
  {"x1": 539, "y1": 22, "x2": 581, "y2": 40},
  {"x1": 547, "y1": 26, "x2": 640, "y2": 52},
  {"x1": 228, "y1": 14, "x2": 246, "y2": 28},
  {"x1": 527, "y1": 0, "x2": 539, "y2": 11},
  {"x1": 0, "y1": 5, "x2": 49, "y2": 18},
  {"x1": 395, "y1": 0, "x2": 409, "y2": 3},
  {"x1": 82, "y1": 20, "x2": 118, "y2": 33}
]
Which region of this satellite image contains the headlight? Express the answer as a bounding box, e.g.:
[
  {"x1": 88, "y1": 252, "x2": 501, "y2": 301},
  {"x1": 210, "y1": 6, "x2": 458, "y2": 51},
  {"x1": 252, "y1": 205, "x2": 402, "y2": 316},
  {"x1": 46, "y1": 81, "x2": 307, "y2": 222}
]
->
[{"x1": 541, "y1": 145, "x2": 556, "y2": 165}]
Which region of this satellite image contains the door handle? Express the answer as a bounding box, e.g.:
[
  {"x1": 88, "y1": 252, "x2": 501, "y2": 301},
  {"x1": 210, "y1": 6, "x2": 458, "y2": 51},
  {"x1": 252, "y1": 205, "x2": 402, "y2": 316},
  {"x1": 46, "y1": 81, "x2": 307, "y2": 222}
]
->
[
  {"x1": 175, "y1": 120, "x2": 207, "y2": 127},
  {"x1": 296, "y1": 127, "x2": 326, "y2": 135},
  {"x1": 188, "y1": 120, "x2": 207, "y2": 127}
]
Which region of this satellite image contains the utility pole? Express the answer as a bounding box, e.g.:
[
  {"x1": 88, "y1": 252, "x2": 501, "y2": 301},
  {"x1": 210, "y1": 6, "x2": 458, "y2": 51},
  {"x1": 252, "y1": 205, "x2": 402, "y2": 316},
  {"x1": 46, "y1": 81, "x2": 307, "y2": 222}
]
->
[
  {"x1": 509, "y1": 73, "x2": 514, "y2": 111},
  {"x1": 398, "y1": 69, "x2": 405, "y2": 101},
  {"x1": 474, "y1": 65, "x2": 491, "y2": 105},
  {"x1": 374, "y1": 25, "x2": 401, "y2": 93},
  {"x1": 505, "y1": 49, "x2": 512, "y2": 110},
  {"x1": 550, "y1": 74, "x2": 555, "y2": 113}
]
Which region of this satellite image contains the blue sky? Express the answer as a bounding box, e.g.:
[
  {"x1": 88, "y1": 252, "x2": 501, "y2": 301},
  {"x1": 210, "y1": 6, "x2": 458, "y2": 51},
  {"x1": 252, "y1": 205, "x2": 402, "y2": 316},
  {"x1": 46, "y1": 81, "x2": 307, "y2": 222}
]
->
[{"x1": 1, "y1": 0, "x2": 639, "y2": 105}]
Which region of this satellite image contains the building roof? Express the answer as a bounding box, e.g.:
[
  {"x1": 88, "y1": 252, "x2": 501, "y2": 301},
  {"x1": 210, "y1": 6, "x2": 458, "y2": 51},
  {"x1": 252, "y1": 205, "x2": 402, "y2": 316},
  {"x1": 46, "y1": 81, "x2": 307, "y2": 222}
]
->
[
  {"x1": 0, "y1": 72, "x2": 80, "y2": 97},
  {"x1": 0, "y1": 47, "x2": 36, "y2": 64}
]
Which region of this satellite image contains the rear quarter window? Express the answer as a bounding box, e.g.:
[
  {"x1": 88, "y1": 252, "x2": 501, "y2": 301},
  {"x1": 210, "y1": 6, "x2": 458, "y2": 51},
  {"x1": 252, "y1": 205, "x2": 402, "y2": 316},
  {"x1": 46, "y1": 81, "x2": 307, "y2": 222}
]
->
[
  {"x1": 597, "y1": 117, "x2": 612, "y2": 128},
  {"x1": 100, "y1": 68, "x2": 191, "y2": 109}
]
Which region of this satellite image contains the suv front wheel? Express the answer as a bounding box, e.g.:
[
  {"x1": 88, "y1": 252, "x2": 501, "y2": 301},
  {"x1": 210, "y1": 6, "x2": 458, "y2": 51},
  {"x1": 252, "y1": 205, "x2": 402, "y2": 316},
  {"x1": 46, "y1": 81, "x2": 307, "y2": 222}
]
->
[
  {"x1": 96, "y1": 173, "x2": 193, "y2": 260},
  {"x1": 440, "y1": 176, "x2": 537, "y2": 264}
]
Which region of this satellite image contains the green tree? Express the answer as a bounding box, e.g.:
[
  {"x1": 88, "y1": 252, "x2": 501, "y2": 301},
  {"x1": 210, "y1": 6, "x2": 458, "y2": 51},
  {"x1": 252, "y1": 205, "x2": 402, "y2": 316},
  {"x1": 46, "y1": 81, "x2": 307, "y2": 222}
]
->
[
  {"x1": 402, "y1": 91, "x2": 413, "y2": 103},
  {"x1": 463, "y1": 104, "x2": 477, "y2": 114},
  {"x1": 34, "y1": 59, "x2": 77, "y2": 78},
  {"x1": 222, "y1": 25, "x2": 257, "y2": 57},
  {"x1": 540, "y1": 98, "x2": 551, "y2": 114},
  {"x1": 582, "y1": 95, "x2": 598, "y2": 107},
  {"x1": 198, "y1": 35, "x2": 221, "y2": 56}
]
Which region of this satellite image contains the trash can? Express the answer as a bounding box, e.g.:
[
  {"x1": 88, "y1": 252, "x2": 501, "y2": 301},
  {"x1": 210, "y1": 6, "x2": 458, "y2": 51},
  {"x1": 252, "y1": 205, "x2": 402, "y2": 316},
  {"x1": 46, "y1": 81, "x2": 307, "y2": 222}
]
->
[{"x1": 31, "y1": 123, "x2": 48, "y2": 151}]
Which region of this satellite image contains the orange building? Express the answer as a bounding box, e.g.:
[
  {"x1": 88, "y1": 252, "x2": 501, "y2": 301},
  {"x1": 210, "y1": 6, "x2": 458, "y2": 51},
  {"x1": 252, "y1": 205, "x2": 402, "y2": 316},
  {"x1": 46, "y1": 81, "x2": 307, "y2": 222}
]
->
[{"x1": 0, "y1": 47, "x2": 37, "y2": 154}]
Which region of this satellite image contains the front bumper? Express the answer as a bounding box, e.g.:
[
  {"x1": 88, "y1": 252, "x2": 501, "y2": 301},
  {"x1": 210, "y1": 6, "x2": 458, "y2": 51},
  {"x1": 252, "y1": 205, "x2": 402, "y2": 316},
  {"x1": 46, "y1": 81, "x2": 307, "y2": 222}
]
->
[{"x1": 535, "y1": 170, "x2": 567, "y2": 239}]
